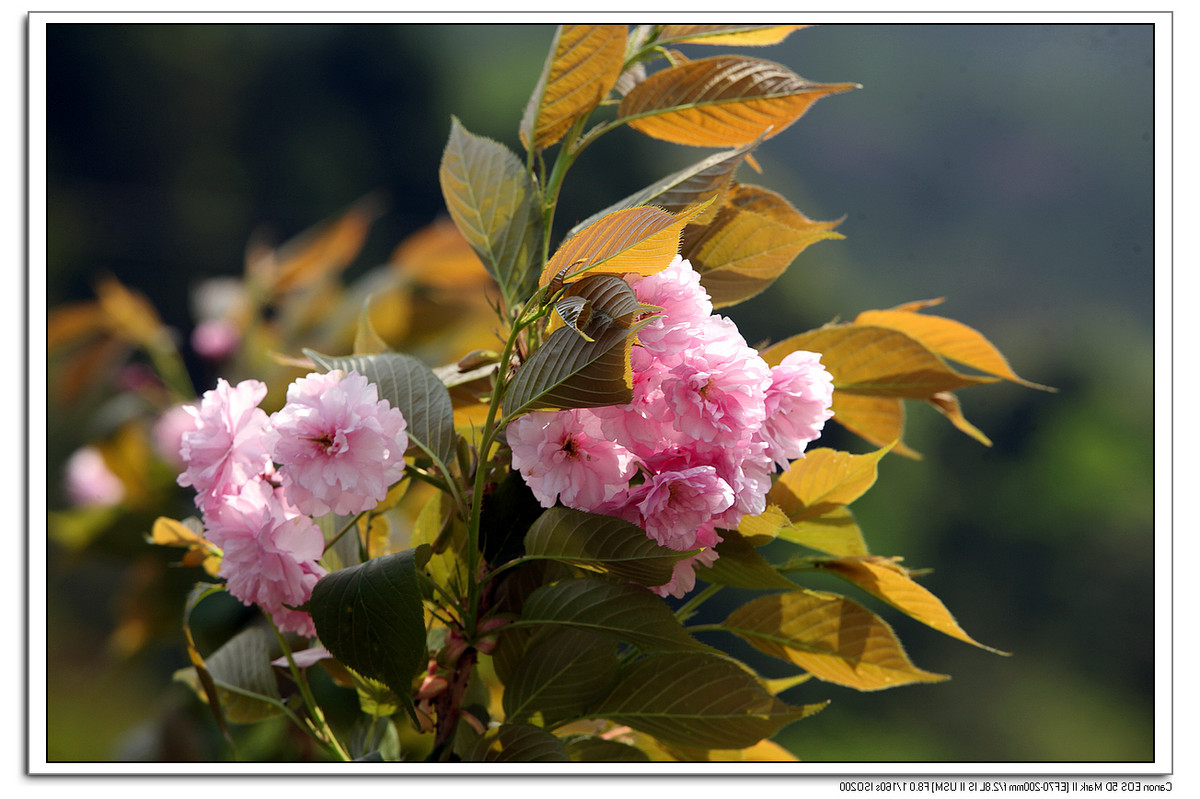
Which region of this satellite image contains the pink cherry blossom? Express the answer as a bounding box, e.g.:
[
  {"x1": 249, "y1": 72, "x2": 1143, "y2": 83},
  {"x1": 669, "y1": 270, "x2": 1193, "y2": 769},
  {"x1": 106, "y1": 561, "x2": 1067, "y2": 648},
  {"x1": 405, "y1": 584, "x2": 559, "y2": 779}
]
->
[
  {"x1": 618, "y1": 465, "x2": 732, "y2": 551},
  {"x1": 265, "y1": 370, "x2": 409, "y2": 518},
  {"x1": 628, "y1": 255, "x2": 713, "y2": 363},
  {"x1": 191, "y1": 318, "x2": 241, "y2": 361},
  {"x1": 153, "y1": 403, "x2": 199, "y2": 470},
  {"x1": 178, "y1": 379, "x2": 274, "y2": 513},
  {"x1": 758, "y1": 350, "x2": 835, "y2": 469},
  {"x1": 203, "y1": 479, "x2": 325, "y2": 636},
  {"x1": 64, "y1": 446, "x2": 125, "y2": 507},
  {"x1": 507, "y1": 410, "x2": 638, "y2": 510},
  {"x1": 650, "y1": 545, "x2": 721, "y2": 599}
]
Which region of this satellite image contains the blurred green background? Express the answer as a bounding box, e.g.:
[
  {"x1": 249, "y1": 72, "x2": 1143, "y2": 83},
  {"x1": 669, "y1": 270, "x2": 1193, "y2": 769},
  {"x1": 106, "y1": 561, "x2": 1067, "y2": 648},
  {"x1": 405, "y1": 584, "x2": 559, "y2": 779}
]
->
[{"x1": 44, "y1": 22, "x2": 1156, "y2": 762}]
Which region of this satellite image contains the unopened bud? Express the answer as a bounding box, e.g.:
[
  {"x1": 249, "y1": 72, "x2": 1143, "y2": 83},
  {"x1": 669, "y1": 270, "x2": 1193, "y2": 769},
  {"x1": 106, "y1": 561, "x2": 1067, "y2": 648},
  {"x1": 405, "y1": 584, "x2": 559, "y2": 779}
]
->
[{"x1": 417, "y1": 674, "x2": 449, "y2": 700}]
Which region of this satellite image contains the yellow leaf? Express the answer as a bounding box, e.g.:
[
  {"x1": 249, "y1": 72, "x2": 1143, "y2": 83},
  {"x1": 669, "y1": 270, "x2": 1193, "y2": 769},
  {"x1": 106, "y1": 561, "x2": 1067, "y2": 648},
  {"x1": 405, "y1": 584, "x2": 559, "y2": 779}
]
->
[
  {"x1": 47, "y1": 301, "x2": 108, "y2": 350},
  {"x1": 828, "y1": 392, "x2": 922, "y2": 460},
  {"x1": 855, "y1": 307, "x2": 1054, "y2": 391},
  {"x1": 763, "y1": 324, "x2": 999, "y2": 398},
  {"x1": 520, "y1": 24, "x2": 628, "y2": 152},
  {"x1": 684, "y1": 183, "x2": 843, "y2": 307},
  {"x1": 780, "y1": 507, "x2": 870, "y2": 558},
  {"x1": 151, "y1": 517, "x2": 222, "y2": 577},
  {"x1": 817, "y1": 556, "x2": 1010, "y2": 655},
  {"x1": 251, "y1": 195, "x2": 381, "y2": 294},
  {"x1": 928, "y1": 391, "x2": 992, "y2": 447},
  {"x1": 95, "y1": 276, "x2": 168, "y2": 350},
  {"x1": 390, "y1": 217, "x2": 493, "y2": 289},
  {"x1": 724, "y1": 590, "x2": 950, "y2": 691},
  {"x1": 658, "y1": 24, "x2": 809, "y2": 47},
  {"x1": 767, "y1": 445, "x2": 892, "y2": 521},
  {"x1": 539, "y1": 201, "x2": 710, "y2": 287},
  {"x1": 619, "y1": 55, "x2": 858, "y2": 148}
]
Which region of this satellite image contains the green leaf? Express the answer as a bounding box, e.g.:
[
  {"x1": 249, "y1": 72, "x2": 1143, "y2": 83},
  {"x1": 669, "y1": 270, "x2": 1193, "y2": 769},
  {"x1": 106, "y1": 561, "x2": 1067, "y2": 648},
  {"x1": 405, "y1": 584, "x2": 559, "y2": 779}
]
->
[
  {"x1": 502, "y1": 316, "x2": 646, "y2": 416},
  {"x1": 589, "y1": 652, "x2": 825, "y2": 749},
  {"x1": 565, "y1": 142, "x2": 759, "y2": 239},
  {"x1": 466, "y1": 723, "x2": 570, "y2": 762},
  {"x1": 308, "y1": 546, "x2": 432, "y2": 723},
  {"x1": 523, "y1": 507, "x2": 694, "y2": 586},
  {"x1": 520, "y1": 25, "x2": 627, "y2": 153},
  {"x1": 562, "y1": 735, "x2": 652, "y2": 762},
  {"x1": 183, "y1": 625, "x2": 282, "y2": 724},
  {"x1": 304, "y1": 350, "x2": 457, "y2": 470},
  {"x1": 699, "y1": 529, "x2": 797, "y2": 590},
  {"x1": 721, "y1": 590, "x2": 950, "y2": 691},
  {"x1": 439, "y1": 116, "x2": 542, "y2": 304},
  {"x1": 502, "y1": 628, "x2": 619, "y2": 725},
  {"x1": 512, "y1": 577, "x2": 717, "y2": 653}
]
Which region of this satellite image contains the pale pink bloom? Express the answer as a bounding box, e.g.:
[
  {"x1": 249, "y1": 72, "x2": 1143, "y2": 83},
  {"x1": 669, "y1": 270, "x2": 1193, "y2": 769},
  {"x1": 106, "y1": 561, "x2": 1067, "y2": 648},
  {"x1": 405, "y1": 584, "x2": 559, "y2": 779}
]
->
[
  {"x1": 153, "y1": 403, "x2": 199, "y2": 470},
  {"x1": 660, "y1": 315, "x2": 772, "y2": 445},
  {"x1": 507, "y1": 410, "x2": 638, "y2": 510},
  {"x1": 270, "y1": 646, "x2": 333, "y2": 669},
  {"x1": 177, "y1": 379, "x2": 273, "y2": 513},
  {"x1": 191, "y1": 318, "x2": 241, "y2": 361},
  {"x1": 620, "y1": 465, "x2": 733, "y2": 551},
  {"x1": 758, "y1": 350, "x2": 835, "y2": 469},
  {"x1": 629, "y1": 256, "x2": 713, "y2": 363},
  {"x1": 204, "y1": 479, "x2": 326, "y2": 637},
  {"x1": 265, "y1": 370, "x2": 409, "y2": 518},
  {"x1": 650, "y1": 545, "x2": 722, "y2": 599},
  {"x1": 64, "y1": 446, "x2": 125, "y2": 507}
]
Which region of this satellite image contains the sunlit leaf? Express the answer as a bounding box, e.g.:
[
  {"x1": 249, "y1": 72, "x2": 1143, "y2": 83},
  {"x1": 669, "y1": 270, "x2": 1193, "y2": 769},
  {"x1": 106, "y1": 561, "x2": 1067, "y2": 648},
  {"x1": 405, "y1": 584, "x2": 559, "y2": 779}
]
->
[
  {"x1": 390, "y1": 216, "x2": 493, "y2": 289},
  {"x1": 353, "y1": 297, "x2": 390, "y2": 356},
  {"x1": 304, "y1": 349, "x2": 457, "y2": 469},
  {"x1": 928, "y1": 391, "x2": 992, "y2": 447},
  {"x1": 523, "y1": 507, "x2": 694, "y2": 586},
  {"x1": 699, "y1": 529, "x2": 796, "y2": 590},
  {"x1": 762, "y1": 324, "x2": 1000, "y2": 398},
  {"x1": 503, "y1": 628, "x2": 619, "y2": 725},
  {"x1": 539, "y1": 202, "x2": 710, "y2": 288},
  {"x1": 657, "y1": 24, "x2": 808, "y2": 47},
  {"x1": 566, "y1": 142, "x2": 760, "y2": 238},
  {"x1": 512, "y1": 578, "x2": 717, "y2": 653},
  {"x1": 666, "y1": 738, "x2": 801, "y2": 762},
  {"x1": 502, "y1": 317, "x2": 647, "y2": 416},
  {"x1": 151, "y1": 516, "x2": 222, "y2": 577},
  {"x1": 251, "y1": 195, "x2": 381, "y2": 295},
  {"x1": 827, "y1": 392, "x2": 922, "y2": 459},
  {"x1": 683, "y1": 183, "x2": 843, "y2": 307},
  {"x1": 590, "y1": 652, "x2": 825, "y2": 748},
  {"x1": 520, "y1": 24, "x2": 627, "y2": 153},
  {"x1": 779, "y1": 507, "x2": 871, "y2": 558},
  {"x1": 768, "y1": 445, "x2": 892, "y2": 521},
  {"x1": 466, "y1": 723, "x2": 570, "y2": 762},
  {"x1": 722, "y1": 590, "x2": 950, "y2": 691},
  {"x1": 307, "y1": 546, "x2": 432, "y2": 724},
  {"x1": 410, "y1": 489, "x2": 468, "y2": 596},
  {"x1": 439, "y1": 117, "x2": 543, "y2": 303},
  {"x1": 816, "y1": 556, "x2": 1010, "y2": 655},
  {"x1": 618, "y1": 55, "x2": 858, "y2": 148},
  {"x1": 47, "y1": 301, "x2": 108, "y2": 350},
  {"x1": 856, "y1": 307, "x2": 1054, "y2": 391}
]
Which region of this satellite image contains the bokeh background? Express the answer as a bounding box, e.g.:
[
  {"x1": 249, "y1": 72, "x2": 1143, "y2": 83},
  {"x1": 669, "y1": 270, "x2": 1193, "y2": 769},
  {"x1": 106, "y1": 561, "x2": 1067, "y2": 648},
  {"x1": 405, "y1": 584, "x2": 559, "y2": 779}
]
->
[{"x1": 43, "y1": 22, "x2": 1156, "y2": 763}]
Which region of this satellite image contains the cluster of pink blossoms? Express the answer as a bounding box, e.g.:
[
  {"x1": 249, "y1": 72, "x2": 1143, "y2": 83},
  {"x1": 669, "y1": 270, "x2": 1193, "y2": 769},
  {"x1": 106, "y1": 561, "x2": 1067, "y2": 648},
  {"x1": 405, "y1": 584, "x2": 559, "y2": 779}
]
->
[
  {"x1": 175, "y1": 371, "x2": 409, "y2": 634},
  {"x1": 508, "y1": 256, "x2": 834, "y2": 598}
]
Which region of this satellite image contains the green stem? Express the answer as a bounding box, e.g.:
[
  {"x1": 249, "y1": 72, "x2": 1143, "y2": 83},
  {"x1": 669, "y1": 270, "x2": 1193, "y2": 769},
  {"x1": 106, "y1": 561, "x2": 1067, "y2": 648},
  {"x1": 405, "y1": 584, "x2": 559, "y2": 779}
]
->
[
  {"x1": 269, "y1": 619, "x2": 351, "y2": 762},
  {"x1": 322, "y1": 510, "x2": 367, "y2": 555},
  {"x1": 673, "y1": 582, "x2": 723, "y2": 624}
]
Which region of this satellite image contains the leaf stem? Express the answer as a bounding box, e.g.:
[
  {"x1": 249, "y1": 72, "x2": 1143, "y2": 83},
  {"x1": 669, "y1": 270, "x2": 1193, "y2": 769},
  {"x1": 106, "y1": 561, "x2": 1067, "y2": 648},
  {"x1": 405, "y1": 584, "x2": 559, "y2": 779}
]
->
[
  {"x1": 673, "y1": 582, "x2": 723, "y2": 624},
  {"x1": 322, "y1": 510, "x2": 368, "y2": 555},
  {"x1": 268, "y1": 619, "x2": 351, "y2": 761}
]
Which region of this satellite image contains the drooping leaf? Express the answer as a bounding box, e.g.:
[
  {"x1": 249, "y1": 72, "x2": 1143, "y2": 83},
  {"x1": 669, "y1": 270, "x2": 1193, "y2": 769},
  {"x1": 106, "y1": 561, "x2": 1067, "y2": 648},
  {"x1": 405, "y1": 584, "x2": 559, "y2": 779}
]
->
[
  {"x1": 466, "y1": 723, "x2": 570, "y2": 762},
  {"x1": 656, "y1": 24, "x2": 808, "y2": 47},
  {"x1": 590, "y1": 652, "x2": 826, "y2": 749},
  {"x1": 562, "y1": 735, "x2": 652, "y2": 762},
  {"x1": 439, "y1": 117, "x2": 542, "y2": 304},
  {"x1": 186, "y1": 625, "x2": 282, "y2": 724},
  {"x1": 251, "y1": 195, "x2": 382, "y2": 295},
  {"x1": 816, "y1": 556, "x2": 1010, "y2": 655},
  {"x1": 566, "y1": 142, "x2": 760, "y2": 239},
  {"x1": 538, "y1": 202, "x2": 710, "y2": 288},
  {"x1": 512, "y1": 578, "x2": 717, "y2": 653},
  {"x1": 353, "y1": 297, "x2": 390, "y2": 356},
  {"x1": 618, "y1": 55, "x2": 858, "y2": 148},
  {"x1": 523, "y1": 507, "x2": 694, "y2": 586},
  {"x1": 762, "y1": 324, "x2": 1000, "y2": 399},
  {"x1": 520, "y1": 24, "x2": 627, "y2": 153},
  {"x1": 304, "y1": 350, "x2": 457, "y2": 469},
  {"x1": 150, "y1": 516, "x2": 221, "y2": 577},
  {"x1": 682, "y1": 183, "x2": 843, "y2": 308},
  {"x1": 768, "y1": 445, "x2": 892, "y2": 522},
  {"x1": 722, "y1": 590, "x2": 950, "y2": 691},
  {"x1": 307, "y1": 546, "x2": 432, "y2": 724},
  {"x1": 826, "y1": 392, "x2": 921, "y2": 459},
  {"x1": 699, "y1": 529, "x2": 797, "y2": 590},
  {"x1": 502, "y1": 628, "x2": 619, "y2": 725},
  {"x1": 737, "y1": 504, "x2": 870, "y2": 557},
  {"x1": 501, "y1": 317, "x2": 646, "y2": 415},
  {"x1": 928, "y1": 391, "x2": 993, "y2": 447},
  {"x1": 856, "y1": 306, "x2": 1053, "y2": 390}
]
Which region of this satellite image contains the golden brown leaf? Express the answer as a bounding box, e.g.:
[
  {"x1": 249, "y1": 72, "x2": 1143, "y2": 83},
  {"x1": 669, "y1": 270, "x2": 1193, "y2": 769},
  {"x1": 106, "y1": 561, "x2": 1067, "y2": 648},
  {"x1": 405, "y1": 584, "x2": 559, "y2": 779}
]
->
[
  {"x1": 251, "y1": 195, "x2": 381, "y2": 294},
  {"x1": 520, "y1": 25, "x2": 628, "y2": 152},
  {"x1": 657, "y1": 24, "x2": 809, "y2": 47},
  {"x1": 829, "y1": 392, "x2": 921, "y2": 459},
  {"x1": 928, "y1": 391, "x2": 992, "y2": 447},
  {"x1": 767, "y1": 446, "x2": 891, "y2": 522},
  {"x1": 389, "y1": 216, "x2": 492, "y2": 289},
  {"x1": 618, "y1": 55, "x2": 858, "y2": 148}
]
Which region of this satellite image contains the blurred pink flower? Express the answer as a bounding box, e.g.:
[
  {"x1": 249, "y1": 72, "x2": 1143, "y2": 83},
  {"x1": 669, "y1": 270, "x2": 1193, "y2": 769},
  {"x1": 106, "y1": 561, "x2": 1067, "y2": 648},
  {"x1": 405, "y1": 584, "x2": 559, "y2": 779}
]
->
[
  {"x1": 204, "y1": 479, "x2": 325, "y2": 636},
  {"x1": 152, "y1": 403, "x2": 199, "y2": 470},
  {"x1": 507, "y1": 410, "x2": 638, "y2": 510},
  {"x1": 758, "y1": 350, "x2": 835, "y2": 469},
  {"x1": 64, "y1": 446, "x2": 125, "y2": 508},
  {"x1": 265, "y1": 370, "x2": 409, "y2": 517},
  {"x1": 191, "y1": 318, "x2": 241, "y2": 361},
  {"x1": 178, "y1": 379, "x2": 273, "y2": 513}
]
